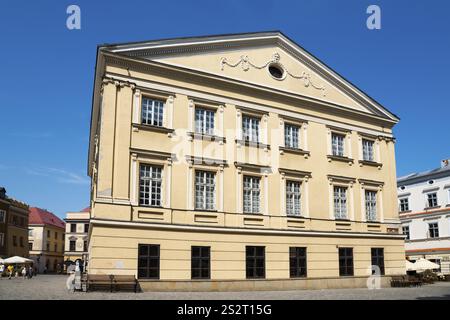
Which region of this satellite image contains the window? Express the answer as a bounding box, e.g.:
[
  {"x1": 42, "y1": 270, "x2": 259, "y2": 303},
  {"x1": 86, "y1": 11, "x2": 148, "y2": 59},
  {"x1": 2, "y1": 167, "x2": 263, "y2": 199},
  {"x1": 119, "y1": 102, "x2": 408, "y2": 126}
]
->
[
  {"x1": 365, "y1": 190, "x2": 377, "y2": 221},
  {"x1": 399, "y1": 198, "x2": 409, "y2": 212},
  {"x1": 371, "y1": 248, "x2": 385, "y2": 275},
  {"x1": 55, "y1": 232, "x2": 58, "y2": 239},
  {"x1": 402, "y1": 225, "x2": 410, "y2": 240},
  {"x1": 289, "y1": 247, "x2": 307, "y2": 278},
  {"x1": 246, "y1": 246, "x2": 265, "y2": 279},
  {"x1": 243, "y1": 176, "x2": 261, "y2": 214},
  {"x1": 46, "y1": 243, "x2": 50, "y2": 251},
  {"x1": 195, "y1": 171, "x2": 216, "y2": 211},
  {"x1": 284, "y1": 124, "x2": 299, "y2": 149},
  {"x1": 362, "y1": 139, "x2": 374, "y2": 161},
  {"x1": 20, "y1": 237, "x2": 23, "y2": 247},
  {"x1": 83, "y1": 241, "x2": 88, "y2": 252},
  {"x1": 427, "y1": 193, "x2": 438, "y2": 208},
  {"x1": 69, "y1": 240, "x2": 76, "y2": 251},
  {"x1": 13, "y1": 235, "x2": 17, "y2": 247},
  {"x1": 70, "y1": 223, "x2": 76, "y2": 233},
  {"x1": 242, "y1": 116, "x2": 260, "y2": 143},
  {"x1": 0, "y1": 209, "x2": 5, "y2": 223},
  {"x1": 429, "y1": 222, "x2": 439, "y2": 238},
  {"x1": 138, "y1": 244, "x2": 160, "y2": 279},
  {"x1": 0, "y1": 233, "x2": 4, "y2": 246},
  {"x1": 191, "y1": 246, "x2": 210, "y2": 279},
  {"x1": 54, "y1": 243, "x2": 57, "y2": 252},
  {"x1": 28, "y1": 242, "x2": 33, "y2": 251},
  {"x1": 268, "y1": 63, "x2": 284, "y2": 79},
  {"x1": 141, "y1": 97, "x2": 164, "y2": 127},
  {"x1": 331, "y1": 133, "x2": 345, "y2": 157},
  {"x1": 47, "y1": 230, "x2": 50, "y2": 238},
  {"x1": 28, "y1": 229, "x2": 33, "y2": 236},
  {"x1": 334, "y1": 186, "x2": 347, "y2": 219},
  {"x1": 195, "y1": 108, "x2": 215, "y2": 135},
  {"x1": 84, "y1": 224, "x2": 89, "y2": 233},
  {"x1": 339, "y1": 247, "x2": 354, "y2": 276},
  {"x1": 286, "y1": 181, "x2": 301, "y2": 216},
  {"x1": 139, "y1": 164, "x2": 162, "y2": 207}
]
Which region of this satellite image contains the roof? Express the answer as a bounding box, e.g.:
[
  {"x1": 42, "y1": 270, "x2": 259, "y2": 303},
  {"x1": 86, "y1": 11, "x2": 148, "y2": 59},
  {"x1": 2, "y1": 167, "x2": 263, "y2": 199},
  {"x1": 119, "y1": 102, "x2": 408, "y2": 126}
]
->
[
  {"x1": 81, "y1": 207, "x2": 90, "y2": 212},
  {"x1": 398, "y1": 163, "x2": 450, "y2": 184},
  {"x1": 29, "y1": 207, "x2": 65, "y2": 229}
]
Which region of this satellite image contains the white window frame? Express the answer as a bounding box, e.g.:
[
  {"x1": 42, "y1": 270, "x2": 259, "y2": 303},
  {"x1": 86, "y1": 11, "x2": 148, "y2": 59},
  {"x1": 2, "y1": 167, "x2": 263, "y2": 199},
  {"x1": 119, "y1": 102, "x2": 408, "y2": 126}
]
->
[
  {"x1": 365, "y1": 190, "x2": 377, "y2": 221},
  {"x1": 286, "y1": 180, "x2": 301, "y2": 216},
  {"x1": 399, "y1": 197, "x2": 410, "y2": 212},
  {"x1": 195, "y1": 107, "x2": 215, "y2": 136},
  {"x1": 362, "y1": 139, "x2": 375, "y2": 162},
  {"x1": 284, "y1": 123, "x2": 300, "y2": 149},
  {"x1": 242, "y1": 115, "x2": 260, "y2": 143},
  {"x1": 243, "y1": 175, "x2": 261, "y2": 214},
  {"x1": 333, "y1": 186, "x2": 348, "y2": 219},
  {"x1": 139, "y1": 164, "x2": 163, "y2": 207},
  {"x1": 428, "y1": 222, "x2": 439, "y2": 238},
  {"x1": 195, "y1": 170, "x2": 216, "y2": 211},
  {"x1": 402, "y1": 225, "x2": 410, "y2": 240},
  {"x1": 331, "y1": 133, "x2": 345, "y2": 157},
  {"x1": 0, "y1": 209, "x2": 5, "y2": 223},
  {"x1": 141, "y1": 97, "x2": 165, "y2": 127},
  {"x1": 426, "y1": 192, "x2": 438, "y2": 208}
]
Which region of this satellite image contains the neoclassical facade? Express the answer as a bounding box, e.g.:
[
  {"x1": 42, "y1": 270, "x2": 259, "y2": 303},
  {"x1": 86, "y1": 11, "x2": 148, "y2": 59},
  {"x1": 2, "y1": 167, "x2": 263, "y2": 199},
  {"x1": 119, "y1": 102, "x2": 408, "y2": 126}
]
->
[
  {"x1": 87, "y1": 32, "x2": 405, "y2": 290},
  {"x1": 64, "y1": 207, "x2": 90, "y2": 267}
]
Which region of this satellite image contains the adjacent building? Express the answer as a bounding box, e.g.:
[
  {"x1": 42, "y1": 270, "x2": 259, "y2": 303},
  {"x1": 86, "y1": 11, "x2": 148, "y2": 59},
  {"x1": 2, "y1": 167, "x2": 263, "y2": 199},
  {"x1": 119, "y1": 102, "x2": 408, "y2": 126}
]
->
[
  {"x1": 0, "y1": 187, "x2": 30, "y2": 258},
  {"x1": 64, "y1": 207, "x2": 90, "y2": 267},
  {"x1": 87, "y1": 31, "x2": 405, "y2": 291},
  {"x1": 29, "y1": 207, "x2": 65, "y2": 273},
  {"x1": 398, "y1": 159, "x2": 450, "y2": 274}
]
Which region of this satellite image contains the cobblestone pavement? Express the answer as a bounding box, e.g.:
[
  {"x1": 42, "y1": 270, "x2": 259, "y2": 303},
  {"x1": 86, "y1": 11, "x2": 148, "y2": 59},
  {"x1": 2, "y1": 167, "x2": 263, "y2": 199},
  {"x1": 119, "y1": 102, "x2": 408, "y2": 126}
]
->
[{"x1": 1, "y1": 275, "x2": 450, "y2": 300}]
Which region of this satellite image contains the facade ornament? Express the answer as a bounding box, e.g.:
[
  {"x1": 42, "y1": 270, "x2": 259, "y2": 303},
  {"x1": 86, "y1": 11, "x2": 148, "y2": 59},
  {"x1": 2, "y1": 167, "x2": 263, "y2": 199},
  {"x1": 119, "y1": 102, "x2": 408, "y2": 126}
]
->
[{"x1": 220, "y1": 52, "x2": 326, "y2": 96}]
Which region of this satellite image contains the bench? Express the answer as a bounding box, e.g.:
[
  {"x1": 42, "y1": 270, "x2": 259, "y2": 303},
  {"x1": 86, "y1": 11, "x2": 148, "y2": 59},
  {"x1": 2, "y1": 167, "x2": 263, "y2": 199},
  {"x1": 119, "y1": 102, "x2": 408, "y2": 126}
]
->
[
  {"x1": 112, "y1": 275, "x2": 139, "y2": 293},
  {"x1": 86, "y1": 274, "x2": 113, "y2": 292},
  {"x1": 390, "y1": 275, "x2": 422, "y2": 288}
]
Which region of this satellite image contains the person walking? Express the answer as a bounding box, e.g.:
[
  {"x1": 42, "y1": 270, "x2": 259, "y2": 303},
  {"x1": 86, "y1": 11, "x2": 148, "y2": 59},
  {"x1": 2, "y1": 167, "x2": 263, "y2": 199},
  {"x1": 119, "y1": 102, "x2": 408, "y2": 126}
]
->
[
  {"x1": 21, "y1": 266, "x2": 26, "y2": 279},
  {"x1": 7, "y1": 264, "x2": 14, "y2": 279},
  {"x1": 28, "y1": 266, "x2": 33, "y2": 279}
]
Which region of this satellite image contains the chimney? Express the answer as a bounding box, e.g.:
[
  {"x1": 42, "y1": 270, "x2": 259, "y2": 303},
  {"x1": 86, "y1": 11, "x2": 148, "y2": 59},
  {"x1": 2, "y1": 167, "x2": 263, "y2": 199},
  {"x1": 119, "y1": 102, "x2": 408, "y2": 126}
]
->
[{"x1": 441, "y1": 158, "x2": 450, "y2": 168}]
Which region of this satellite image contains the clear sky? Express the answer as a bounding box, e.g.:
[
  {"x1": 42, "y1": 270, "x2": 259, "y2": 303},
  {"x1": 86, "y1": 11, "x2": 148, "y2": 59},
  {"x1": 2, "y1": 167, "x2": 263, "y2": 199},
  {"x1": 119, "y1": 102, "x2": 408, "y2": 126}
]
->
[{"x1": 0, "y1": 0, "x2": 449, "y2": 218}]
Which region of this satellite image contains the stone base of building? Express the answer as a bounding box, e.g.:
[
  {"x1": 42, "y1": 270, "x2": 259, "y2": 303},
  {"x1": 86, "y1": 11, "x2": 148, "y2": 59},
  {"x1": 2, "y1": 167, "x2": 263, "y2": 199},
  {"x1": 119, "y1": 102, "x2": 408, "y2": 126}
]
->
[{"x1": 138, "y1": 276, "x2": 394, "y2": 292}]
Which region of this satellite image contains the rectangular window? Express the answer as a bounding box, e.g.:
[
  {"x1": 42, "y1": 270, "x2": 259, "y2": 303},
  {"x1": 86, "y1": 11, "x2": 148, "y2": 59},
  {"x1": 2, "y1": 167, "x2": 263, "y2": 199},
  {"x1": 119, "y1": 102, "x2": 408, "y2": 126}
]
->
[
  {"x1": 84, "y1": 224, "x2": 89, "y2": 233},
  {"x1": 371, "y1": 248, "x2": 385, "y2": 275},
  {"x1": 0, "y1": 233, "x2": 5, "y2": 247},
  {"x1": 28, "y1": 242, "x2": 33, "y2": 251},
  {"x1": 54, "y1": 243, "x2": 57, "y2": 252},
  {"x1": 334, "y1": 186, "x2": 347, "y2": 219},
  {"x1": 339, "y1": 247, "x2": 354, "y2": 276},
  {"x1": 289, "y1": 247, "x2": 307, "y2": 278},
  {"x1": 402, "y1": 225, "x2": 410, "y2": 240},
  {"x1": 243, "y1": 176, "x2": 261, "y2": 214},
  {"x1": 47, "y1": 230, "x2": 51, "y2": 238},
  {"x1": 69, "y1": 240, "x2": 76, "y2": 251},
  {"x1": 46, "y1": 243, "x2": 50, "y2": 251},
  {"x1": 195, "y1": 171, "x2": 216, "y2": 211},
  {"x1": 427, "y1": 193, "x2": 438, "y2": 208},
  {"x1": 429, "y1": 222, "x2": 439, "y2": 238},
  {"x1": 246, "y1": 246, "x2": 265, "y2": 279},
  {"x1": 191, "y1": 246, "x2": 210, "y2": 279},
  {"x1": 399, "y1": 198, "x2": 409, "y2": 212},
  {"x1": 242, "y1": 116, "x2": 260, "y2": 143},
  {"x1": 138, "y1": 244, "x2": 160, "y2": 279},
  {"x1": 139, "y1": 164, "x2": 162, "y2": 207},
  {"x1": 70, "y1": 224, "x2": 76, "y2": 233},
  {"x1": 13, "y1": 235, "x2": 17, "y2": 247},
  {"x1": 365, "y1": 190, "x2": 377, "y2": 221},
  {"x1": 141, "y1": 97, "x2": 164, "y2": 127},
  {"x1": 286, "y1": 180, "x2": 301, "y2": 216},
  {"x1": 362, "y1": 139, "x2": 375, "y2": 161},
  {"x1": 0, "y1": 209, "x2": 5, "y2": 223},
  {"x1": 284, "y1": 124, "x2": 299, "y2": 149},
  {"x1": 83, "y1": 241, "x2": 88, "y2": 252},
  {"x1": 331, "y1": 133, "x2": 345, "y2": 157},
  {"x1": 195, "y1": 108, "x2": 215, "y2": 135}
]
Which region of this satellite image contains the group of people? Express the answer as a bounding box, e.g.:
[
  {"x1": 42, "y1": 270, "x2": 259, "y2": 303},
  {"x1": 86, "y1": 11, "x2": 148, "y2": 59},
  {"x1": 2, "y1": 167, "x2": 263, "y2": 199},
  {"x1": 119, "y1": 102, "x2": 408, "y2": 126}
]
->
[{"x1": 0, "y1": 264, "x2": 34, "y2": 279}]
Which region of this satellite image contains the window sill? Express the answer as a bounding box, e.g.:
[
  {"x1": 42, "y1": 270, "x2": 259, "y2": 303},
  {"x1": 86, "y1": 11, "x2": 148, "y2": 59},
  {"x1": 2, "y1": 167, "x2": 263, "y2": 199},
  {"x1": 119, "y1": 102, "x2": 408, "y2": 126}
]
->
[
  {"x1": 424, "y1": 206, "x2": 441, "y2": 210},
  {"x1": 194, "y1": 209, "x2": 218, "y2": 213},
  {"x1": 132, "y1": 123, "x2": 175, "y2": 135},
  {"x1": 236, "y1": 139, "x2": 270, "y2": 150},
  {"x1": 187, "y1": 132, "x2": 226, "y2": 143},
  {"x1": 279, "y1": 147, "x2": 310, "y2": 158},
  {"x1": 334, "y1": 218, "x2": 351, "y2": 222},
  {"x1": 359, "y1": 160, "x2": 383, "y2": 168},
  {"x1": 327, "y1": 155, "x2": 354, "y2": 164},
  {"x1": 399, "y1": 210, "x2": 412, "y2": 214}
]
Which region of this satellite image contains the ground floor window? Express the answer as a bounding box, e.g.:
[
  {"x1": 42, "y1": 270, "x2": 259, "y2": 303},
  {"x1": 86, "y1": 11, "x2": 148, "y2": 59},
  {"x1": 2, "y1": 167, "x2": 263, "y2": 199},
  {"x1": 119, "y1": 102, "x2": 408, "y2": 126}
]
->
[
  {"x1": 191, "y1": 246, "x2": 210, "y2": 279},
  {"x1": 289, "y1": 247, "x2": 307, "y2": 278},
  {"x1": 246, "y1": 246, "x2": 265, "y2": 279},
  {"x1": 371, "y1": 248, "x2": 385, "y2": 275},
  {"x1": 339, "y1": 247, "x2": 354, "y2": 276},
  {"x1": 138, "y1": 244, "x2": 160, "y2": 279}
]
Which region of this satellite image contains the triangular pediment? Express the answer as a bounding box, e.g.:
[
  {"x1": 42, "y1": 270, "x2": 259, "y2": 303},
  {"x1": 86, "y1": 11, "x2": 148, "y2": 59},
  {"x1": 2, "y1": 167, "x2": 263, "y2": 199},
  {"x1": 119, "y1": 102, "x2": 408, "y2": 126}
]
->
[{"x1": 103, "y1": 32, "x2": 398, "y2": 122}]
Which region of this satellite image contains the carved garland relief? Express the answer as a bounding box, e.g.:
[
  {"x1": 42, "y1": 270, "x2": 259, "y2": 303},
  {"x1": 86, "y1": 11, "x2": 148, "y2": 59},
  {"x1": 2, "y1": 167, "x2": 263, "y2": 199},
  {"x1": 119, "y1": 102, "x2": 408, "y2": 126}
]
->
[{"x1": 220, "y1": 52, "x2": 326, "y2": 96}]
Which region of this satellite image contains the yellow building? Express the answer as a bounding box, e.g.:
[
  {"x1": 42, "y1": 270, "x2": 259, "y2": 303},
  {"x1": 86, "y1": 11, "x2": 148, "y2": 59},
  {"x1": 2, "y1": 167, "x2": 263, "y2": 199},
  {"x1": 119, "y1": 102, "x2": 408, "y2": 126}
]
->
[
  {"x1": 64, "y1": 208, "x2": 90, "y2": 267},
  {"x1": 87, "y1": 31, "x2": 405, "y2": 291},
  {"x1": 29, "y1": 207, "x2": 65, "y2": 273}
]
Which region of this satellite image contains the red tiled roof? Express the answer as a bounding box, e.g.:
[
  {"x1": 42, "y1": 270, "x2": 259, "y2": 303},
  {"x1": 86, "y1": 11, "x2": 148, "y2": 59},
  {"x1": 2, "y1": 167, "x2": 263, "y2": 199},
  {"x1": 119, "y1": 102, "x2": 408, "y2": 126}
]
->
[
  {"x1": 29, "y1": 207, "x2": 65, "y2": 229},
  {"x1": 81, "y1": 207, "x2": 90, "y2": 212}
]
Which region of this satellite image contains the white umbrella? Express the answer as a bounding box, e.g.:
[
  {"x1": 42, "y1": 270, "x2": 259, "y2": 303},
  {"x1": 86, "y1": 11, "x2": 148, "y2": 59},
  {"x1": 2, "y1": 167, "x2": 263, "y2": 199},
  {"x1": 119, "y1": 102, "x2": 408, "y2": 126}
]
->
[
  {"x1": 406, "y1": 260, "x2": 416, "y2": 271},
  {"x1": 3, "y1": 256, "x2": 34, "y2": 264},
  {"x1": 413, "y1": 258, "x2": 439, "y2": 272}
]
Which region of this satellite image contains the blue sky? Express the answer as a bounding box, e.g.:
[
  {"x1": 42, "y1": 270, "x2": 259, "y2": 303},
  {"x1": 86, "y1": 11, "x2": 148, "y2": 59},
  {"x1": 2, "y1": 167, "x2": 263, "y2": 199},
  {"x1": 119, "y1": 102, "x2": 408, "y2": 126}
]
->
[{"x1": 0, "y1": 0, "x2": 449, "y2": 218}]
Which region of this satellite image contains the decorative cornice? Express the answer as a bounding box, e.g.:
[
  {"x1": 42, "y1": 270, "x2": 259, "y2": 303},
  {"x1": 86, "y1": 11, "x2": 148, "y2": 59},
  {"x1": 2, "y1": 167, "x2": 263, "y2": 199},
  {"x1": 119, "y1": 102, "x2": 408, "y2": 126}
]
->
[
  {"x1": 220, "y1": 52, "x2": 326, "y2": 96},
  {"x1": 185, "y1": 156, "x2": 227, "y2": 166}
]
